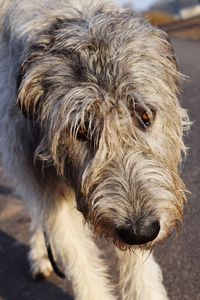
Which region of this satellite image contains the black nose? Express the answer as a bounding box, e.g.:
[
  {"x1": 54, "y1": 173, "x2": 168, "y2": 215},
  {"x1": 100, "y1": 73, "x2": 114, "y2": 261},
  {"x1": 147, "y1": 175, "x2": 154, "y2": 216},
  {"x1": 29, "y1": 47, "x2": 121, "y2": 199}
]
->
[{"x1": 117, "y1": 219, "x2": 160, "y2": 246}]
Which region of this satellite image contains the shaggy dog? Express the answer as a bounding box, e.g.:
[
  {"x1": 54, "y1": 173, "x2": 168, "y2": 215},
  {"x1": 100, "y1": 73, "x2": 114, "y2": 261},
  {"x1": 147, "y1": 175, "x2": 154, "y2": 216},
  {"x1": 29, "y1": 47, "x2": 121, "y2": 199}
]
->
[{"x1": 0, "y1": 0, "x2": 189, "y2": 299}]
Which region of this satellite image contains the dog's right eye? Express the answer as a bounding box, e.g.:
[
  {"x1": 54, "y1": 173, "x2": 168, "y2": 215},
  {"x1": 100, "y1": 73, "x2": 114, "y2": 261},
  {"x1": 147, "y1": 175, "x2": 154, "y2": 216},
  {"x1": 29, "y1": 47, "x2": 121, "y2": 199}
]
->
[{"x1": 76, "y1": 126, "x2": 88, "y2": 142}]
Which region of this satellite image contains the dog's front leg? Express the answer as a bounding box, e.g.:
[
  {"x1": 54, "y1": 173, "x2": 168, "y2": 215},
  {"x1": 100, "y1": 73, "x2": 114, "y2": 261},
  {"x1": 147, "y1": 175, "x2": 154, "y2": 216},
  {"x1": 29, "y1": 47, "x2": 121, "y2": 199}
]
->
[
  {"x1": 28, "y1": 225, "x2": 53, "y2": 279},
  {"x1": 117, "y1": 249, "x2": 169, "y2": 300},
  {"x1": 47, "y1": 197, "x2": 115, "y2": 300}
]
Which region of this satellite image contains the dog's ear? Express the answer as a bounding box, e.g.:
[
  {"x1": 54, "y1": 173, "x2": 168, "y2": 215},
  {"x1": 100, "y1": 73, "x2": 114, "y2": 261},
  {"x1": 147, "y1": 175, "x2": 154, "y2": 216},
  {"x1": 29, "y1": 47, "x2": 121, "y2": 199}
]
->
[{"x1": 17, "y1": 63, "x2": 45, "y2": 120}]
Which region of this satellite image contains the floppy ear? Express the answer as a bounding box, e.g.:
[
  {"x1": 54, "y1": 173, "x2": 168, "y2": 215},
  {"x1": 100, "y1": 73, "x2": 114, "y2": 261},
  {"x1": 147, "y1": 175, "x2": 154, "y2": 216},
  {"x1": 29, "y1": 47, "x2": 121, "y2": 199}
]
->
[{"x1": 17, "y1": 63, "x2": 45, "y2": 119}]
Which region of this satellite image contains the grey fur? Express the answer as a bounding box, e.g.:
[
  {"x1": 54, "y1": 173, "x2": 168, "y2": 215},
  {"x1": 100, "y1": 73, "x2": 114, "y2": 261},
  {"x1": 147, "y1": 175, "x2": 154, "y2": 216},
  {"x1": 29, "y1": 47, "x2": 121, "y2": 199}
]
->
[{"x1": 0, "y1": 0, "x2": 190, "y2": 299}]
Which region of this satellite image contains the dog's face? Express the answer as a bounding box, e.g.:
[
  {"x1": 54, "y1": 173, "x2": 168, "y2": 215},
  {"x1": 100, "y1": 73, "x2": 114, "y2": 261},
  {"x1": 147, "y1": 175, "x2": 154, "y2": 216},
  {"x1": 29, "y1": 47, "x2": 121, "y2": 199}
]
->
[{"x1": 17, "y1": 9, "x2": 189, "y2": 250}]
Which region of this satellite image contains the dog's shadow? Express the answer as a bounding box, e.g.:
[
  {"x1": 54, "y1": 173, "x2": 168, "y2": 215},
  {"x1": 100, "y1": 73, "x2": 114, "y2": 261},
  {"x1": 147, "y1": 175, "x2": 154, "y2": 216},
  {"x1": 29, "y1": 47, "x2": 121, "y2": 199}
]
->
[{"x1": 0, "y1": 230, "x2": 73, "y2": 300}]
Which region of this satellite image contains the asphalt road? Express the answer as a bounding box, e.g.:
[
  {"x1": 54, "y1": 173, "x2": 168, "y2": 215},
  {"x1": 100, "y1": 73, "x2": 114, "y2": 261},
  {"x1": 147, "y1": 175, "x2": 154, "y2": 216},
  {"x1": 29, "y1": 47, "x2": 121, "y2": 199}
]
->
[
  {"x1": 154, "y1": 37, "x2": 200, "y2": 300},
  {"x1": 0, "y1": 38, "x2": 199, "y2": 300}
]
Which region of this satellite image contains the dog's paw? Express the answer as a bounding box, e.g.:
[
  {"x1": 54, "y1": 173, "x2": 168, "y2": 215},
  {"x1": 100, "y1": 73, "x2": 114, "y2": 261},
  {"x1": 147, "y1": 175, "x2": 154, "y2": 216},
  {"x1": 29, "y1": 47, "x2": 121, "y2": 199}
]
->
[{"x1": 29, "y1": 253, "x2": 53, "y2": 280}]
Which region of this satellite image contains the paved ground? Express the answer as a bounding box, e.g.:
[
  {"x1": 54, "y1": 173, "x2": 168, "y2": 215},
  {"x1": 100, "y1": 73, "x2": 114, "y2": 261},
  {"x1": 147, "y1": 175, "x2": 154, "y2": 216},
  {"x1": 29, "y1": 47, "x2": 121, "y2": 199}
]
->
[
  {"x1": 0, "y1": 38, "x2": 199, "y2": 300},
  {"x1": 154, "y1": 38, "x2": 200, "y2": 300}
]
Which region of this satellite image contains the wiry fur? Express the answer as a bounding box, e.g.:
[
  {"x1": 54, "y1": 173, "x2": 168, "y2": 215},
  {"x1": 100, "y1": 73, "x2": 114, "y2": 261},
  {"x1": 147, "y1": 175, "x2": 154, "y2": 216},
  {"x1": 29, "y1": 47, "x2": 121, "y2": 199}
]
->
[{"x1": 0, "y1": 0, "x2": 190, "y2": 299}]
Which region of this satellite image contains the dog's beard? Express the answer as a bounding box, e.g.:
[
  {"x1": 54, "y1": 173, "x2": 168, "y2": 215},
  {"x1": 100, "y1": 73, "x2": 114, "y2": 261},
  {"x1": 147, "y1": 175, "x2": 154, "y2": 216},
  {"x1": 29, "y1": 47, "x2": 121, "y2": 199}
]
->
[{"x1": 80, "y1": 149, "x2": 186, "y2": 250}]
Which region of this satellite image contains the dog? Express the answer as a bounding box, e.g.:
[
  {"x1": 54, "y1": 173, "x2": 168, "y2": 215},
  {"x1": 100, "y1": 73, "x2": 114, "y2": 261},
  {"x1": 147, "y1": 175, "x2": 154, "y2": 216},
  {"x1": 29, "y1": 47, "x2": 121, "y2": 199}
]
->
[{"x1": 0, "y1": 0, "x2": 190, "y2": 299}]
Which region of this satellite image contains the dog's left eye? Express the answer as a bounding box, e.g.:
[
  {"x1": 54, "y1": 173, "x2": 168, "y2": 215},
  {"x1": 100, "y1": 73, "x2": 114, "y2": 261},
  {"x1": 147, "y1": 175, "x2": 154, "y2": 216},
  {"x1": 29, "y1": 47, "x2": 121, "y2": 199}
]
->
[
  {"x1": 141, "y1": 112, "x2": 152, "y2": 127},
  {"x1": 136, "y1": 107, "x2": 156, "y2": 130}
]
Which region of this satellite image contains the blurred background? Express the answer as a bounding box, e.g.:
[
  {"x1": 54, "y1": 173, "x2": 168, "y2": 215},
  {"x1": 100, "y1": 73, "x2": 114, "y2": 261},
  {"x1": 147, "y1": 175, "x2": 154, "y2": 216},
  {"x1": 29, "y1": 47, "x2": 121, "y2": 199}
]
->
[
  {"x1": 0, "y1": 1, "x2": 199, "y2": 300},
  {"x1": 119, "y1": 0, "x2": 200, "y2": 39}
]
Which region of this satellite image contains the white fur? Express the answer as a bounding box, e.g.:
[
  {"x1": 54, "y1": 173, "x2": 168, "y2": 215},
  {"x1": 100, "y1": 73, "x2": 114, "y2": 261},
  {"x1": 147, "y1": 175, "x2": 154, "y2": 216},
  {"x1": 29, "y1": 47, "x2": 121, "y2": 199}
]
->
[
  {"x1": 117, "y1": 250, "x2": 169, "y2": 300},
  {"x1": 28, "y1": 227, "x2": 53, "y2": 278},
  {"x1": 45, "y1": 188, "x2": 115, "y2": 300}
]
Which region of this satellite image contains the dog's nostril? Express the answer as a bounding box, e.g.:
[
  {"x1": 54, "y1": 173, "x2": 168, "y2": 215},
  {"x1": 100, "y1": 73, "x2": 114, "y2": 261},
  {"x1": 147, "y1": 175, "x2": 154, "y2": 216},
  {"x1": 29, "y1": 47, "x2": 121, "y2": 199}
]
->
[{"x1": 117, "y1": 220, "x2": 160, "y2": 246}]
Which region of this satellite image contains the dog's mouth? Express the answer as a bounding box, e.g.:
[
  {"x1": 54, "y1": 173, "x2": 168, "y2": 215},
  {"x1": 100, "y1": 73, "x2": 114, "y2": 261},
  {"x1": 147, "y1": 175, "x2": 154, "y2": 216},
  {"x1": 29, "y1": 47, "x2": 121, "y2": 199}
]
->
[
  {"x1": 86, "y1": 214, "x2": 161, "y2": 251},
  {"x1": 77, "y1": 194, "x2": 175, "y2": 251},
  {"x1": 100, "y1": 230, "x2": 156, "y2": 251}
]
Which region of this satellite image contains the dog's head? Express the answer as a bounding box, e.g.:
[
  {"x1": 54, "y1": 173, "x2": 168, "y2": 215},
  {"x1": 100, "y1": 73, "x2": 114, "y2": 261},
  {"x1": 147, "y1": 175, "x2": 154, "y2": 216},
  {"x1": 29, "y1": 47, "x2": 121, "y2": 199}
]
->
[{"x1": 17, "y1": 8, "x2": 190, "y2": 250}]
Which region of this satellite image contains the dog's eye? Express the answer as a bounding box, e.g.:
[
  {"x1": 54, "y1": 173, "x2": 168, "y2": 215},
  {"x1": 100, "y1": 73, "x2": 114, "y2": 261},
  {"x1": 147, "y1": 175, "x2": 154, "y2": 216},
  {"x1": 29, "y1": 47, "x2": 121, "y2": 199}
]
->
[
  {"x1": 136, "y1": 107, "x2": 156, "y2": 130},
  {"x1": 141, "y1": 112, "x2": 152, "y2": 127},
  {"x1": 76, "y1": 126, "x2": 88, "y2": 142}
]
